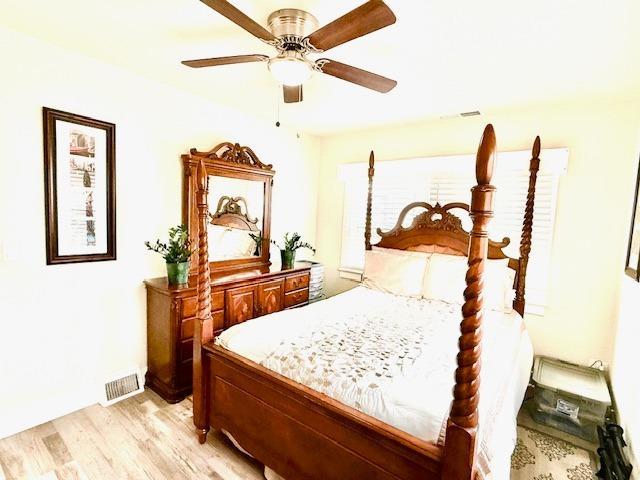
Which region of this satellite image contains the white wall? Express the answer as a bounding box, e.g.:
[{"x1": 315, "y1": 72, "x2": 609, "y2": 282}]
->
[
  {"x1": 316, "y1": 99, "x2": 640, "y2": 367},
  {"x1": 611, "y1": 116, "x2": 640, "y2": 473},
  {"x1": 0, "y1": 26, "x2": 320, "y2": 438},
  {"x1": 612, "y1": 275, "x2": 640, "y2": 475}
]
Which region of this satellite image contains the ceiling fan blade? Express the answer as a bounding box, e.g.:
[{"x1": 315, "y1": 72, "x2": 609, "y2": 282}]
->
[
  {"x1": 182, "y1": 54, "x2": 268, "y2": 68},
  {"x1": 200, "y1": 0, "x2": 276, "y2": 42},
  {"x1": 283, "y1": 85, "x2": 303, "y2": 103},
  {"x1": 317, "y1": 59, "x2": 396, "y2": 93},
  {"x1": 305, "y1": 0, "x2": 396, "y2": 52}
]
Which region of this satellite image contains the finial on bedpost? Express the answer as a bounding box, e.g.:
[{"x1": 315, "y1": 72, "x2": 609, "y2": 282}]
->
[
  {"x1": 443, "y1": 124, "x2": 496, "y2": 480},
  {"x1": 365, "y1": 151, "x2": 375, "y2": 251},
  {"x1": 193, "y1": 160, "x2": 213, "y2": 444},
  {"x1": 513, "y1": 136, "x2": 540, "y2": 316}
]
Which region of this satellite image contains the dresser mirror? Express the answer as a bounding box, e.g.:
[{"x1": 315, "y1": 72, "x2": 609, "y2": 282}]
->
[
  {"x1": 207, "y1": 176, "x2": 264, "y2": 261},
  {"x1": 182, "y1": 142, "x2": 274, "y2": 274}
]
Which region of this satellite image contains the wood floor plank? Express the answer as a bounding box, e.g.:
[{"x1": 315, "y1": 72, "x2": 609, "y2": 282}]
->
[
  {"x1": 54, "y1": 461, "x2": 89, "y2": 480},
  {"x1": 52, "y1": 410, "x2": 122, "y2": 479},
  {"x1": 82, "y1": 403, "x2": 171, "y2": 479},
  {"x1": 0, "y1": 389, "x2": 263, "y2": 480},
  {"x1": 0, "y1": 423, "x2": 57, "y2": 479},
  {"x1": 42, "y1": 433, "x2": 72, "y2": 467}
]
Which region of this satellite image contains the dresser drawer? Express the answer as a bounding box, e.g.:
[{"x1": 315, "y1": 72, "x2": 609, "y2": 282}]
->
[
  {"x1": 284, "y1": 288, "x2": 309, "y2": 308},
  {"x1": 285, "y1": 273, "x2": 309, "y2": 293},
  {"x1": 212, "y1": 291, "x2": 225, "y2": 310},
  {"x1": 181, "y1": 291, "x2": 225, "y2": 318},
  {"x1": 181, "y1": 310, "x2": 224, "y2": 339},
  {"x1": 182, "y1": 297, "x2": 197, "y2": 318}
]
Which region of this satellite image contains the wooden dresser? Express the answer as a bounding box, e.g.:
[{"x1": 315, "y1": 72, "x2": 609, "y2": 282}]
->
[{"x1": 144, "y1": 262, "x2": 311, "y2": 403}]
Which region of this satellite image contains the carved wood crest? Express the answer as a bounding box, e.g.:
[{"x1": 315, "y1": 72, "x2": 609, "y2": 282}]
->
[
  {"x1": 412, "y1": 204, "x2": 464, "y2": 233},
  {"x1": 208, "y1": 196, "x2": 259, "y2": 231},
  {"x1": 190, "y1": 142, "x2": 273, "y2": 170},
  {"x1": 376, "y1": 201, "x2": 510, "y2": 249},
  {"x1": 377, "y1": 202, "x2": 469, "y2": 238}
]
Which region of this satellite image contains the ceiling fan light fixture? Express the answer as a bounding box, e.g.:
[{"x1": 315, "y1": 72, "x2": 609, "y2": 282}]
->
[{"x1": 268, "y1": 51, "x2": 313, "y2": 87}]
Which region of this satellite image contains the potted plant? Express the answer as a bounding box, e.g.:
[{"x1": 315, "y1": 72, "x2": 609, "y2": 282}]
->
[
  {"x1": 271, "y1": 232, "x2": 315, "y2": 269},
  {"x1": 248, "y1": 232, "x2": 263, "y2": 256},
  {"x1": 145, "y1": 225, "x2": 192, "y2": 286}
]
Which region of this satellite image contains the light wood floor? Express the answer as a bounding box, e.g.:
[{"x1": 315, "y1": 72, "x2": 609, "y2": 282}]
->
[
  {"x1": 0, "y1": 389, "x2": 264, "y2": 480},
  {"x1": 1, "y1": 389, "x2": 597, "y2": 480}
]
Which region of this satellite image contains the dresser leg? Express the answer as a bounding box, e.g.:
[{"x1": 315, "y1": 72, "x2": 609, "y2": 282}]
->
[{"x1": 197, "y1": 427, "x2": 209, "y2": 444}]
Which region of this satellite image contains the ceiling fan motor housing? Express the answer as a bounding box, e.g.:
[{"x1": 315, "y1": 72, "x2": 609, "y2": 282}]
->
[{"x1": 267, "y1": 9, "x2": 319, "y2": 50}]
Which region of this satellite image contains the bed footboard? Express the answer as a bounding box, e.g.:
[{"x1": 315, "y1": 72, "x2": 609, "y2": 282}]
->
[{"x1": 205, "y1": 344, "x2": 444, "y2": 480}]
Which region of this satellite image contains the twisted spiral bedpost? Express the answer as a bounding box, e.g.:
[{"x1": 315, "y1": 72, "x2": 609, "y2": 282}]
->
[
  {"x1": 442, "y1": 124, "x2": 496, "y2": 480},
  {"x1": 513, "y1": 136, "x2": 540, "y2": 316},
  {"x1": 364, "y1": 151, "x2": 375, "y2": 251},
  {"x1": 193, "y1": 159, "x2": 213, "y2": 444}
]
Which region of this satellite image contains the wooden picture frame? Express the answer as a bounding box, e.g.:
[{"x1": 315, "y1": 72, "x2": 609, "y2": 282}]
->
[
  {"x1": 625, "y1": 157, "x2": 640, "y2": 281},
  {"x1": 43, "y1": 107, "x2": 116, "y2": 265}
]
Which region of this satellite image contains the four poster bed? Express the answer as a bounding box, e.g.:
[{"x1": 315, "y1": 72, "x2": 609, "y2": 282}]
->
[{"x1": 190, "y1": 125, "x2": 542, "y2": 480}]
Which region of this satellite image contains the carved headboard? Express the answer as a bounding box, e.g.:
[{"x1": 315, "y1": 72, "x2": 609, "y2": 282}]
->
[
  {"x1": 209, "y1": 196, "x2": 259, "y2": 232},
  {"x1": 375, "y1": 201, "x2": 512, "y2": 260},
  {"x1": 364, "y1": 137, "x2": 541, "y2": 316}
]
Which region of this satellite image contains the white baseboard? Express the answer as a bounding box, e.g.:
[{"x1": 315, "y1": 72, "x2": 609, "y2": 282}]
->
[{"x1": 0, "y1": 386, "x2": 98, "y2": 440}]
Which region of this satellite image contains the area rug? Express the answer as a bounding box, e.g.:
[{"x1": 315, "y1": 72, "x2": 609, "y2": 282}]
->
[{"x1": 511, "y1": 425, "x2": 597, "y2": 479}]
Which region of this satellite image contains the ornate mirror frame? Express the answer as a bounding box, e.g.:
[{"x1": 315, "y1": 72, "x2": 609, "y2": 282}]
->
[{"x1": 182, "y1": 142, "x2": 274, "y2": 274}]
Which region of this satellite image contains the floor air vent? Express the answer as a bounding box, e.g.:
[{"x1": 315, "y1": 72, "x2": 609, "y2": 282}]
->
[{"x1": 101, "y1": 369, "x2": 144, "y2": 406}]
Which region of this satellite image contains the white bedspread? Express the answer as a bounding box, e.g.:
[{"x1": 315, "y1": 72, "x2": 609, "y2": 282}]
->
[{"x1": 216, "y1": 286, "x2": 532, "y2": 479}]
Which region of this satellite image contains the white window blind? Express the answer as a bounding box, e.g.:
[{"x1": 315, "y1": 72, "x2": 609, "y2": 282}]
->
[{"x1": 338, "y1": 149, "x2": 568, "y2": 313}]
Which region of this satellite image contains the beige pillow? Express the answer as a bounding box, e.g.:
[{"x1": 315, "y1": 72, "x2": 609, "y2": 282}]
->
[
  {"x1": 363, "y1": 249, "x2": 429, "y2": 297},
  {"x1": 422, "y1": 253, "x2": 514, "y2": 312}
]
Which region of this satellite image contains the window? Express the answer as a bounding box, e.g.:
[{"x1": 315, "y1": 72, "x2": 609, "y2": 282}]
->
[{"x1": 338, "y1": 149, "x2": 568, "y2": 314}]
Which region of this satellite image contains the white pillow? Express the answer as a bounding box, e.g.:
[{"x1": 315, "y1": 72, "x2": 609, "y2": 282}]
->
[
  {"x1": 221, "y1": 228, "x2": 256, "y2": 257},
  {"x1": 208, "y1": 224, "x2": 230, "y2": 259},
  {"x1": 209, "y1": 226, "x2": 256, "y2": 259},
  {"x1": 362, "y1": 249, "x2": 428, "y2": 297},
  {"x1": 422, "y1": 253, "x2": 514, "y2": 312}
]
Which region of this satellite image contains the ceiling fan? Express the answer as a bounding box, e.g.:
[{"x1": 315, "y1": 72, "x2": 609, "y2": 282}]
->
[{"x1": 182, "y1": 0, "x2": 397, "y2": 103}]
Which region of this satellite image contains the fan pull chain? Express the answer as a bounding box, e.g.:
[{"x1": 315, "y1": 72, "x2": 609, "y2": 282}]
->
[{"x1": 274, "y1": 84, "x2": 281, "y2": 127}]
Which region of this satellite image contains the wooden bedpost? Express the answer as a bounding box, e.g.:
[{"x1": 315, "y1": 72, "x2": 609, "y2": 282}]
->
[
  {"x1": 364, "y1": 151, "x2": 375, "y2": 251},
  {"x1": 193, "y1": 160, "x2": 213, "y2": 444},
  {"x1": 513, "y1": 136, "x2": 541, "y2": 316},
  {"x1": 442, "y1": 124, "x2": 496, "y2": 480}
]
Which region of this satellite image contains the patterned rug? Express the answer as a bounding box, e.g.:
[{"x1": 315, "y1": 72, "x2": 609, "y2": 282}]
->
[{"x1": 511, "y1": 425, "x2": 597, "y2": 479}]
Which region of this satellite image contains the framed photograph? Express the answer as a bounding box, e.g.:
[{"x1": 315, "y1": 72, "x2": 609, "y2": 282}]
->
[
  {"x1": 43, "y1": 108, "x2": 116, "y2": 265},
  {"x1": 625, "y1": 156, "x2": 640, "y2": 281}
]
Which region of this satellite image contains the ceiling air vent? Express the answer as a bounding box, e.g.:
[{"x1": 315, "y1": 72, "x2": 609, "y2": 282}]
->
[
  {"x1": 100, "y1": 369, "x2": 144, "y2": 406},
  {"x1": 440, "y1": 111, "x2": 482, "y2": 119}
]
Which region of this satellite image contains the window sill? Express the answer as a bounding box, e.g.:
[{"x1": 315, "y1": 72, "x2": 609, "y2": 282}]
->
[
  {"x1": 524, "y1": 304, "x2": 546, "y2": 317},
  {"x1": 338, "y1": 267, "x2": 363, "y2": 282}
]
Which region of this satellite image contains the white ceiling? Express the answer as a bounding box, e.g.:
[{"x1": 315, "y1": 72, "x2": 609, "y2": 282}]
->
[{"x1": 2, "y1": 0, "x2": 639, "y2": 135}]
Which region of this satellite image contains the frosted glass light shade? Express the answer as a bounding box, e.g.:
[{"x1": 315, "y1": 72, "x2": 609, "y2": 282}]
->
[{"x1": 268, "y1": 53, "x2": 313, "y2": 86}]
